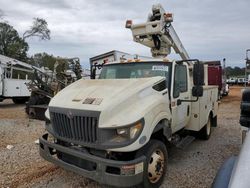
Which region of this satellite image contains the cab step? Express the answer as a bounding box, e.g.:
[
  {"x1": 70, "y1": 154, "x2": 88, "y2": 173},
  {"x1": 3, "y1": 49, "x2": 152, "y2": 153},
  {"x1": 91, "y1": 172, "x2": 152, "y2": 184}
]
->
[{"x1": 175, "y1": 135, "x2": 195, "y2": 149}]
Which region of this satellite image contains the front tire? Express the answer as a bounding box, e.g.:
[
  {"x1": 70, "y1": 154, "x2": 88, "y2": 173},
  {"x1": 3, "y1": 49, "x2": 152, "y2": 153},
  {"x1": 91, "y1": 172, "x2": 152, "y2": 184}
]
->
[{"x1": 137, "y1": 139, "x2": 168, "y2": 188}]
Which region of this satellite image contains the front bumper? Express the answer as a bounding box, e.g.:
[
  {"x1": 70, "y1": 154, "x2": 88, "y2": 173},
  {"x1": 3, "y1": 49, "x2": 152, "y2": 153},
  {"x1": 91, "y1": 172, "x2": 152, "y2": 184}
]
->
[{"x1": 39, "y1": 133, "x2": 146, "y2": 187}]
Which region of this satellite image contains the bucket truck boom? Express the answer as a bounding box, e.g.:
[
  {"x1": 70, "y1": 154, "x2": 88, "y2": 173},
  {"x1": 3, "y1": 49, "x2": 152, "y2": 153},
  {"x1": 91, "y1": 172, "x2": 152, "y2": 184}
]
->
[{"x1": 126, "y1": 4, "x2": 189, "y2": 59}]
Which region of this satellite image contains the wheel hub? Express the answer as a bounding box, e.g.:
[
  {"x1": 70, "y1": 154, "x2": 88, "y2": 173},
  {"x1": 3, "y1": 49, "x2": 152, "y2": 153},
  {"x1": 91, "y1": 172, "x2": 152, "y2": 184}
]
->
[
  {"x1": 148, "y1": 149, "x2": 165, "y2": 183},
  {"x1": 156, "y1": 161, "x2": 162, "y2": 172}
]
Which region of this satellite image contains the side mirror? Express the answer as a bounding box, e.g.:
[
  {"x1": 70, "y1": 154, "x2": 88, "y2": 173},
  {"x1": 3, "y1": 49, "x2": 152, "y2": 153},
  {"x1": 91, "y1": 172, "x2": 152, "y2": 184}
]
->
[
  {"x1": 91, "y1": 66, "x2": 96, "y2": 79},
  {"x1": 193, "y1": 63, "x2": 204, "y2": 86},
  {"x1": 240, "y1": 89, "x2": 250, "y2": 128},
  {"x1": 192, "y1": 86, "x2": 203, "y2": 97},
  {"x1": 193, "y1": 62, "x2": 204, "y2": 97}
]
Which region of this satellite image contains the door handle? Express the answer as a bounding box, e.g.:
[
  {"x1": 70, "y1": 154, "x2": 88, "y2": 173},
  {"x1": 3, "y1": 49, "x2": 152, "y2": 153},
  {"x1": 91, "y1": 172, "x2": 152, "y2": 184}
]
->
[{"x1": 162, "y1": 91, "x2": 168, "y2": 95}]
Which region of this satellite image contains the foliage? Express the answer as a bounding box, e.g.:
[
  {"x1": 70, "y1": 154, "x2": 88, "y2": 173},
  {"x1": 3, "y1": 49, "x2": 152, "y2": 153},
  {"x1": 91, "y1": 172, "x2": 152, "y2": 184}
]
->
[
  {"x1": 30, "y1": 53, "x2": 83, "y2": 83},
  {"x1": 0, "y1": 22, "x2": 28, "y2": 61},
  {"x1": 31, "y1": 52, "x2": 56, "y2": 70},
  {"x1": 226, "y1": 66, "x2": 245, "y2": 77},
  {"x1": 23, "y1": 18, "x2": 50, "y2": 41},
  {"x1": 30, "y1": 52, "x2": 69, "y2": 73},
  {"x1": 0, "y1": 16, "x2": 50, "y2": 62}
]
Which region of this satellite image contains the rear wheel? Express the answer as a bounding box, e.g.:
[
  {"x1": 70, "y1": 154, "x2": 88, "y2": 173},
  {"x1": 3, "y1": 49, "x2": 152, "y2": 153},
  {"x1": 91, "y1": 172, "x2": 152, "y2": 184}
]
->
[
  {"x1": 12, "y1": 97, "x2": 29, "y2": 104},
  {"x1": 199, "y1": 116, "x2": 212, "y2": 140},
  {"x1": 136, "y1": 139, "x2": 167, "y2": 188}
]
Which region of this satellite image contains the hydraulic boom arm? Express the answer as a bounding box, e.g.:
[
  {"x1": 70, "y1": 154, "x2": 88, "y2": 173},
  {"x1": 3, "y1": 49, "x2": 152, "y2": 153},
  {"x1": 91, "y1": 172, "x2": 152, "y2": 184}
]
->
[{"x1": 126, "y1": 4, "x2": 189, "y2": 59}]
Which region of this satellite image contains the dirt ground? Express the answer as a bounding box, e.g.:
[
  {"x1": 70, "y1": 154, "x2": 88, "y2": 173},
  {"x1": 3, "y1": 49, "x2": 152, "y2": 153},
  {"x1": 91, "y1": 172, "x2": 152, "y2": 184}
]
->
[{"x1": 0, "y1": 86, "x2": 244, "y2": 188}]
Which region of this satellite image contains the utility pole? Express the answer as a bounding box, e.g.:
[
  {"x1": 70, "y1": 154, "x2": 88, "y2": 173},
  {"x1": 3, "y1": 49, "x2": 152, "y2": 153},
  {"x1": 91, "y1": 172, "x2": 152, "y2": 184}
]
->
[
  {"x1": 245, "y1": 49, "x2": 250, "y2": 87},
  {"x1": 223, "y1": 58, "x2": 226, "y2": 79}
]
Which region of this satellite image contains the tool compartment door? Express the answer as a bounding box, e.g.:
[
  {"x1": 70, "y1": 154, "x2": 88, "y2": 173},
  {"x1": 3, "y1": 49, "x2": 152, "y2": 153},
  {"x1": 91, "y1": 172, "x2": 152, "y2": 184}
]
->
[
  {"x1": 186, "y1": 86, "x2": 218, "y2": 131},
  {"x1": 3, "y1": 79, "x2": 30, "y2": 97}
]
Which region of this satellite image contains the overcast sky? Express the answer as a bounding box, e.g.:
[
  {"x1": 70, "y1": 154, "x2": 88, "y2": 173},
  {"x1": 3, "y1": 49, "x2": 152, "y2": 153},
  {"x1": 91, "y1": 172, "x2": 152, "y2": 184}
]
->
[{"x1": 1, "y1": 0, "x2": 250, "y2": 67}]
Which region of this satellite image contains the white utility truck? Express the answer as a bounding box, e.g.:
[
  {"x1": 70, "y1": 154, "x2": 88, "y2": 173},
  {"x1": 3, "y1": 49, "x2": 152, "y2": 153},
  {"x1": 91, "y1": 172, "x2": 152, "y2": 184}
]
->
[
  {"x1": 39, "y1": 4, "x2": 218, "y2": 188},
  {"x1": 0, "y1": 55, "x2": 33, "y2": 104}
]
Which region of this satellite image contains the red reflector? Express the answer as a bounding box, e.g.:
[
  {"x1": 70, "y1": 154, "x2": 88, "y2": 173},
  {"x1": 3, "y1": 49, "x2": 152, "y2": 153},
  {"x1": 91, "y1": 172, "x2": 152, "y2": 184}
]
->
[
  {"x1": 164, "y1": 13, "x2": 173, "y2": 22},
  {"x1": 125, "y1": 20, "x2": 133, "y2": 28}
]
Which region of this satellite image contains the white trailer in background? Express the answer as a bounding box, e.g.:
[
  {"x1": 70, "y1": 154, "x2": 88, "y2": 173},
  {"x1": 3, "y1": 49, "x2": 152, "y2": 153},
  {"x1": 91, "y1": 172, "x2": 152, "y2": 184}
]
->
[
  {"x1": 89, "y1": 50, "x2": 152, "y2": 78},
  {"x1": 0, "y1": 54, "x2": 33, "y2": 104}
]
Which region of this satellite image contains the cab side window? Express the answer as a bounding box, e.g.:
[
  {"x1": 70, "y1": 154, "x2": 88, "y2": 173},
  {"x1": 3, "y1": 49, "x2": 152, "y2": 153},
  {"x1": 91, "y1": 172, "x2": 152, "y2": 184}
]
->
[{"x1": 173, "y1": 65, "x2": 188, "y2": 98}]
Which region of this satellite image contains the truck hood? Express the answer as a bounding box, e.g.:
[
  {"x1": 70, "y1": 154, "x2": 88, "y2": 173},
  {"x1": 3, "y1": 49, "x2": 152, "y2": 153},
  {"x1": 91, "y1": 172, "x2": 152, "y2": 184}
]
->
[{"x1": 48, "y1": 76, "x2": 166, "y2": 127}]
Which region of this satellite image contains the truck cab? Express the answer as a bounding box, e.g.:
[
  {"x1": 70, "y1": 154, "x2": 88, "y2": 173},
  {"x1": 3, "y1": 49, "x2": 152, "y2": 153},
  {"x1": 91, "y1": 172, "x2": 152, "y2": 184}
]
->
[{"x1": 39, "y1": 59, "x2": 218, "y2": 187}]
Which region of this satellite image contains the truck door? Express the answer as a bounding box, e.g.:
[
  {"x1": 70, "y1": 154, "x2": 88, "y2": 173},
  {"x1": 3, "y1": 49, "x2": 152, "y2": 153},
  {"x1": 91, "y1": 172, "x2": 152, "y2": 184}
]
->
[{"x1": 171, "y1": 64, "x2": 191, "y2": 132}]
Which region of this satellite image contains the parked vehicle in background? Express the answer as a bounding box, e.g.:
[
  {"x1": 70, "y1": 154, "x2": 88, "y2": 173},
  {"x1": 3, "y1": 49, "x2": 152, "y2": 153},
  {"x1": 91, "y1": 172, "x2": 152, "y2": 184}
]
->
[
  {"x1": 227, "y1": 78, "x2": 236, "y2": 85},
  {"x1": 245, "y1": 50, "x2": 250, "y2": 86},
  {"x1": 0, "y1": 54, "x2": 33, "y2": 104},
  {"x1": 246, "y1": 75, "x2": 250, "y2": 85},
  {"x1": 244, "y1": 78, "x2": 248, "y2": 85},
  {"x1": 90, "y1": 50, "x2": 152, "y2": 78},
  {"x1": 204, "y1": 61, "x2": 229, "y2": 97},
  {"x1": 26, "y1": 57, "x2": 82, "y2": 120},
  {"x1": 81, "y1": 68, "x2": 91, "y2": 79},
  {"x1": 237, "y1": 78, "x2": 245, "y2": 85},
  {"x1": 212, "y1": 88, "x2": 250, "y2": 188}
]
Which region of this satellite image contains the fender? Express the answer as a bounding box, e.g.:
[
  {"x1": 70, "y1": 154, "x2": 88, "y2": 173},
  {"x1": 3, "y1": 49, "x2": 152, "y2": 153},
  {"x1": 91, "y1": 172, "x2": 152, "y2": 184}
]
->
[
  {"x1": 149, "y1": 111, "x2": 172, "y2": 140},
  {"x1": 152, "y1": 120, "x2": 172, "y2": 139}
]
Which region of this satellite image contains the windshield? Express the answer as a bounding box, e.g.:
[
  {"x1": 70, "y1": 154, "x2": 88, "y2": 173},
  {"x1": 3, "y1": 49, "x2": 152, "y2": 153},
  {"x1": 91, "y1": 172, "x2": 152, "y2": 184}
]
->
[{"x1": 99, "y1": 62, "x2": 171, "y2": 79}]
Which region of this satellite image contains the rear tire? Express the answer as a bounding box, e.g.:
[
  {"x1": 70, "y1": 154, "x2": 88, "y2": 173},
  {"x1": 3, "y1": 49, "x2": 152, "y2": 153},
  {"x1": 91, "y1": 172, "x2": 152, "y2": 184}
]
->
[
  {"x1": 12, "y1": 97, "x2": 29, "y2": 104},
  {"x1": 199, "y1": 116, "x2": 212, "y2": 140},
  {"x1": 136, "y1": 139, "x2": 168, "y2": 188}
]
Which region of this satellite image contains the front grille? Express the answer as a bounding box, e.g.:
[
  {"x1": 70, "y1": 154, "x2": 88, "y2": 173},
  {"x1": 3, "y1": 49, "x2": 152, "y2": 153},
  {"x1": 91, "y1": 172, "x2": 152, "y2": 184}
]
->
[{"x1": 51, "y1": 112, "x2": 98, "y2": 143}]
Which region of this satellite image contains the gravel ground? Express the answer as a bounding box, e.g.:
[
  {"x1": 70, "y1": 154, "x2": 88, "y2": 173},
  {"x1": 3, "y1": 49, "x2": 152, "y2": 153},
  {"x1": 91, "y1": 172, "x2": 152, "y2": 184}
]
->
[{"x1": 0, "y1": 87, "x2": 243, "y2": 188}]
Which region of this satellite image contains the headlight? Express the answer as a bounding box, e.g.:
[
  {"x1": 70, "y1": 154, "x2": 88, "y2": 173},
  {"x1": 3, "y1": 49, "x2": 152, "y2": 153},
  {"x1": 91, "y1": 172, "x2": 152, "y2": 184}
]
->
[
  {"x1": 117, "y1": 122, "x2": 143, "y2": 139},
  {"x1": 45, "y1": 109, "x2": 50, "y2": 120}
]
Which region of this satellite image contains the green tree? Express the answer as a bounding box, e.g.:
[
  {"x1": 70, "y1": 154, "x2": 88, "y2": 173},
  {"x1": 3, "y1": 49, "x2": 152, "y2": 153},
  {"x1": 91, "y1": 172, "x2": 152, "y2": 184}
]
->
[
  {"x1": 31, "y1": 53, "x2": 69, "y2": 72},
  {"x1": 23, "y1": 18, "x2": 50, "y2": 41},
  {"x1": 233, "y1": 66, "x2": 244, "y2": 76},
  {"x1": 31, "y1": 52, "x2": 56, "y2": 69},
  {"x1": 226, "y1": 66, "x2": 245, "y2": 77},
  {"x1": 0, "y1": 22, "x2": 28, "y2": 61},
  {"x1": 0, "y1": 16, "x2": 50, "y2": 62}
]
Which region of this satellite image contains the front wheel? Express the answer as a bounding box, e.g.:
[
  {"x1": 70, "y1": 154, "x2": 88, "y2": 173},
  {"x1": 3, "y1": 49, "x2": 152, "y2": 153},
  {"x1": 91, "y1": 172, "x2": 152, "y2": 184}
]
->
[{"x1": 137, "y1": 139, "x2": 168, "y2": 188}]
